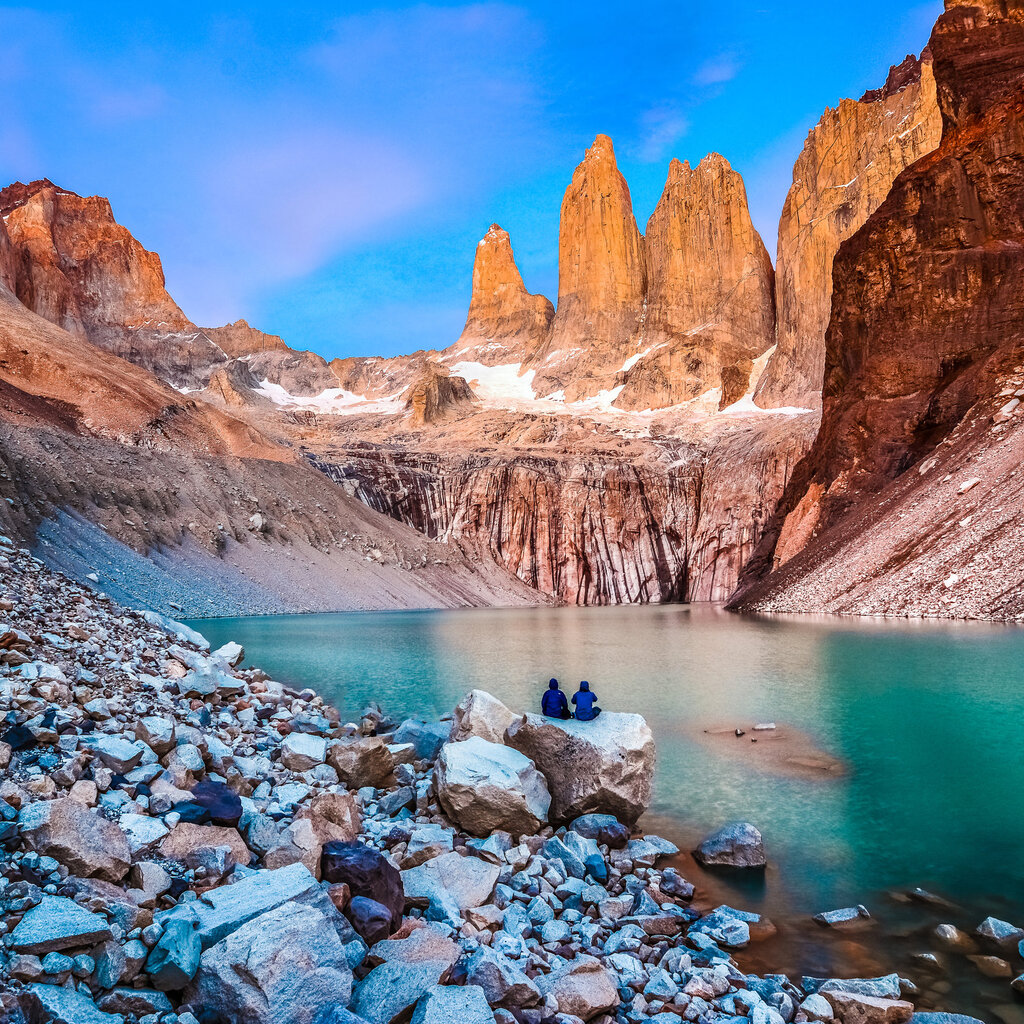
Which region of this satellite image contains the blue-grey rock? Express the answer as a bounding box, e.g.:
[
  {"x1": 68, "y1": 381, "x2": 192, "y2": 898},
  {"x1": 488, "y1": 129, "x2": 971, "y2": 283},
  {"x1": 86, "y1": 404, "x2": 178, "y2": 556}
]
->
[
  {"x1": 146, "y1": 915, "x2": 201, "y2": 991},
  {"x1": 411, "y1": 985, "x2": 497, "y2": 1024},
  {"x1": 186, "y1": 900, "x2": 352, "y2": 1024},
  {"x1": 354, "y1": 960, "x2": 453, "y2": 1024},
  {"x1": 570, "y1": 813, "x2": 630, "y2": 849},
  {"x1": 393, "y1": 719, "x2": 450, "y2": 761},
  {"x1": 975, "y1": 915, "x2": 1024, "y2": 948},
  {"x1": 804, "y1": 974, "x2": 902, "y2": 999},
  {"x1": 463, "y1": 947, "x2": 541, "y2": 1009},
  {"x1": 10, "y1": 894, "x2": 113, "y2": 954},
  {"x1": 814, "y1": 905, "x2": 871, "y2": 927},
  {"x1": 96, "y1": 989, "x2": 173, "y2": 1018},
  {"x1": 693, "y1": 822, "x2": 766, "y2": 869},
  {"x1": 20, "y1": 984, "x2": 124, "y2": 1024},
  {"x1": 347, "y1": 896, "x2": 393, "y2": 946}
]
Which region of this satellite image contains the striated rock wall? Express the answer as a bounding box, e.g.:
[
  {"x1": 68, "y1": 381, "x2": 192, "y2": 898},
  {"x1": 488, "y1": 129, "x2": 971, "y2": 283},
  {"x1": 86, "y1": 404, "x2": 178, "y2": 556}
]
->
[
  {"x1": 309, "y1": 415, "x2": 812, "y2": 605},
  {"x1": 618, "y1": 155, "x2": 775, "y2": 412},
  {"x1": 754, "y1": 54, "x2": 943, "y2": 409},
  {"x1": 448, "y1": 224, "x2": 554, "y2": 365},
  {"x1": 204, "y1": 318, "x2": 289, "y2": 358},
  {"x1": 732, "y1": 0, "x2": 1024, "y2": 618}
]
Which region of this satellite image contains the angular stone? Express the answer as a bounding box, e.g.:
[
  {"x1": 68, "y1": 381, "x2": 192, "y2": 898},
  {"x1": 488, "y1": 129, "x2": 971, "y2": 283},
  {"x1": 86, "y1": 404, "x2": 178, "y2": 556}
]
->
[
  {"x1": 20, "y1": 984, "x2": 124, "y2": 1024},
  {"x1": 135, "y1": 716, "x2": 176, "y2": 756},
  {"x1": 402, "y1": 851, "x2": 500, "y2": 914},
  {"x1": 80, "y1": 734, "x2": 147, "y2": 773},
  {"x1": 570, "y1": 813, "x2": 630, "y2": 849},
  {"x1": 505, "y1": 712, "x2": 655, "y2": 825},
  {"x1": 464, "y1": 947, "x2": 541, "y2": 1009},
  {"x1": 160, "y1": 861, "x2": 320, "y2": 949},
  {"x1": 411, "y1": 985, "x2": 496, "y2": 1024},
  {"x1": 536, "y1": 954, "x2": 619, "y2": 1021},
  {"x1": 436, "y1": 737, "x2": 550, "y2": 837},
  {"x1": 20, "y1": 797, "x2": 131, "y2": 881},
  {"x1": 11, "y1": 894, "x2": 114, "y2": 954},
  {"x1": 327, "y1": 737, "x2": 395, "y2": 788},
  {"x1": 365, "y1": 924, "x2": 461, "y2": 971},
  {"x1": 823, "y1": 992, "x2": 913, "y2": 1024},
  {"x1": 694, "y1": 821, "x2": 766, "y2": 869},
  {"x1": 393, "y1": 719, "x2": 450, "y2": 762},
  {"x1": 159, "y1": 821, "x2": 251, "y2": 869},
  {"x1": 353, "y1": 960, "x2": 453, "y2": 1024},
  {"x1": 186, "y1": 900, "x2": 352, "y2": 1024},
  {"x1": 96, "y1": 989, "x2": 173, "y2": 1018},
  {"x1": 118, "y1": 812, "x2": 169, "y2": 854},
  {"x1": 449, "y1": 690, "x2": 518, "y2": 746},
  {"x1": 281, "y1": 731, "x2": 329, "y2": 771},
  {"x1": 146, "y1": 915, "x2": 202, "y2": 990},
  {"x1": 322, "y1": 841, "x2": 404, "y2": 932}
]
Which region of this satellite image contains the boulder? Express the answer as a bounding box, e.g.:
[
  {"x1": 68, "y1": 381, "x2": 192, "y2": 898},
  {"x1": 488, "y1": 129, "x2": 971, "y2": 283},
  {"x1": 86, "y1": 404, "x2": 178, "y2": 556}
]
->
[
  {"x1": 159, "y1": 862, "x2": 321, "y2": 949},
  {"x1": 823, "y1": 992, "x2": 913, "y2": 1024},
  {"x1": 146, "y1": 915, "x2": 202, "y2": 991},
  {"x1": 10, "y1": 894, "x2": 113, "y2": 954},
  {"x1": 281, "y1": 731, "x2": 329, "y2": 771},
  {"x1": 411, "y1": 985, "x2": 496, "y2": 1024},
  {"x1": 911, "y1": 1016, "x2": 986, "y2": 1024},
  {"x1": 19, "y1": 984, "x2": 123, "y2": 1024},
  {"x1": 353, "y1": 960, "x2": 453, "y2": 1024},
  {"x1": 173, "y1": 779, "x2": 243, "y2": 828},
  {"x1": 327, "y1": 737, "x2": 395, "y2": 788},
  {"x1": 20, "y1": 797, "x2": 131, "y2": 882},
  {"x1": 348, "y1": 896, "x2": 393, "y2": 946},
  {"x1": 403, "y1": 824, "x2": 455, "y2": 867},
  {"x1": 463, "y1": 947, "x2": 541, "y2": 1009},
  {"x1": 212, "y1": 640, "x2": 245, "y2": 666},
  {"x1": 505, "y1": 712, "x2": 654, "y2": 824},
  {"x1": 185, "y1": 900, "x2": 352, "y2": 1024},
  {"x1": 570, "y1": 813, "x2": 630, "y2": 849},
  {"x1": 365, "y1": 924, "x2": 460, "y2": 971},
  {"x1": 402, "y1": 852, "x2": 500, "y2": 916},
  {"x1": 975, "y1": 915, "x2": 1024, "y2": 948},
  {"x1": 135, "y1": 715, "x2": 176, "y2": 756},
  {"x1": 322, "y1": 841, "x2": 404, "y2": 932},
  {"x1": 393, "y1": 719, "x2": 450, "y2": 762},
  {"x1": 449, "y1": 690, "x2": 518, "y2": 746},
  {"x1": 159, "y1": 821, "x2": 251, "y2": 869},
  {"x1": 436, "y1": 737, "x2": 550, "y2": 837},
  {"x1": 694, "y1": 821, "x2": 766, "y2": 869},
  {"x1": 535, "y1": 954, "x2": 620, "y2": 1020},
  {"x1": 79, "y1": 734, "x2": 147, "y2": 773}
]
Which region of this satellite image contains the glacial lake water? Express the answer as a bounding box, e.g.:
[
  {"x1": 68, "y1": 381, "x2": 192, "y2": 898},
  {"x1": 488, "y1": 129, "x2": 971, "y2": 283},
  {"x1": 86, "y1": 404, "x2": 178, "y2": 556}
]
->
[{"x1": 191, "y1": 605, "x2": 1024, "y2": 1019}]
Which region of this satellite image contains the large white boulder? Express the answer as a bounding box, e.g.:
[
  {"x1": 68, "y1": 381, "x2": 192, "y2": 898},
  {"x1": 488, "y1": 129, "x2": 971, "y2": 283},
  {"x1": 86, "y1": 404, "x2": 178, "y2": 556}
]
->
[
  {"x1": 436, "y1": 737, "x2": 550, "y2": 837},
  {"x1": 505, "y1": 712, "x2": 655, "y2": 825},
  {"x1": 449, "y1": 690, "x2": 518, "y2": 746}
]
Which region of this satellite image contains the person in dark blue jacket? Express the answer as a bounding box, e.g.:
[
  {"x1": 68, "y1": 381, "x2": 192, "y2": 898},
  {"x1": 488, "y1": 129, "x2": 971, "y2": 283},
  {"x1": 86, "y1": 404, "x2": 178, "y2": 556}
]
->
[
  {"x1": 541, "y1": 678, "x2": 571, "y2": 719},
  {"x1": 572, "y1": 680, "x2": 602, "y2": 721}
]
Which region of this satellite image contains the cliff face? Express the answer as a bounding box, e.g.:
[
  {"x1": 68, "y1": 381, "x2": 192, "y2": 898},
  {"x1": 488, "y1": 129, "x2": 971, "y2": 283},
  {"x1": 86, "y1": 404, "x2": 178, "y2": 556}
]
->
[
  {"x1": 448, "y1": 224, "x2": 553, "y2": 366},
  {"x1": 309, "y1": 414, "x2": 812, "y2": 605},
  {"x1": 617, "y1": 155, "x2": 775, "y2": 412},
  {"x1": 754, "y1": 54, "x2": 943, "y2": 409},
  {"x1": 530, "y1": 135, "x2": 647, "y2": 401},
  {"x1": 0, "y1": 181, "x2": 230, "y2": 388},
  {"x1": 204, "y1": 319, "x2": 288, "y2": 358},
  {"x1": 732, "y1": 0, "x2": 1024, "y2": 619}
]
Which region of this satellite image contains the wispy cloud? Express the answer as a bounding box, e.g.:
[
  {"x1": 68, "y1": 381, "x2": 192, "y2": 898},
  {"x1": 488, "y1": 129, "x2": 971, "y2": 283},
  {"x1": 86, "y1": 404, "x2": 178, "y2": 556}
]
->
[
  {"x1": 634, "y1": 105, "x2": 690, "y2": 163},
  {"x1": 693, "y1": 52, "x2": 742, "y2": 86}
]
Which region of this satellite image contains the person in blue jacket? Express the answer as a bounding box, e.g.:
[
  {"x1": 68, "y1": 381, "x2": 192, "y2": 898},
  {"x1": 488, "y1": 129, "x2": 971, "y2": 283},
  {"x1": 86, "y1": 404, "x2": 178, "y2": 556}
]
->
[
  {"x1": 541, "y1": 678, "x2": 571, "y2": 719},
  {"x1": 572, "y1": 680, "x2": 602, "y2": 721}
]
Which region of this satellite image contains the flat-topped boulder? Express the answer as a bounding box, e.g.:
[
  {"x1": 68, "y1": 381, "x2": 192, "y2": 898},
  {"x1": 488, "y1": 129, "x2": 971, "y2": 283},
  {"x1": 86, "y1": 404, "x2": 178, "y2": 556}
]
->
[
  {"x1": 436, "y1": 736, "x2": 550, "y2": 837},
  {"x1": 505, "y1": 711, "x2": 655, "y2": 825},
  {"x1": 450, "y1": 690, "x2": 518, "y2": 746}
]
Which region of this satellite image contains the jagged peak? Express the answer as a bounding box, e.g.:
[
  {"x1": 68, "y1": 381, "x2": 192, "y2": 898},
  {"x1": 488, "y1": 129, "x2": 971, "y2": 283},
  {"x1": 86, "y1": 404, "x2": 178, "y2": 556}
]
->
[
  {"x1": 585, "y1": 133, "x2": 617, "y2": 162},
  {"x1": 859, "y1": 51, "x2": 929, "y2": 104},
  {"x1": 0, "y1": 179, "x2": 77, "y2": 215}
]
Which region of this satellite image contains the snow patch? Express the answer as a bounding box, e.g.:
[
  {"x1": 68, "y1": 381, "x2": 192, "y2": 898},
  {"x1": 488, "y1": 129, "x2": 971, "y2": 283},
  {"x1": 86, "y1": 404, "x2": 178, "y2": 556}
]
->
[
  {"x1": 255, "y1": 379, "x2": 403, "y2": 416},
  {"x1": 447, "y1": 361, "x2": 537, "y2": 404}
]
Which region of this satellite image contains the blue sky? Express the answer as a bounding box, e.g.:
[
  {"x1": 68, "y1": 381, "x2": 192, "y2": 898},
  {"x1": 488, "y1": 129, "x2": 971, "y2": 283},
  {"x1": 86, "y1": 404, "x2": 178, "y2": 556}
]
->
[{"x1": 0, "y1": 1, "x2": 941, "y2": 359}]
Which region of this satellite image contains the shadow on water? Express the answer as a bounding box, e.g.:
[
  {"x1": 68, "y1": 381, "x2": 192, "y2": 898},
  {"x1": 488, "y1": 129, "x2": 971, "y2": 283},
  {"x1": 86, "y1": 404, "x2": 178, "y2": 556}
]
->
[{"x1": 190, "y1": 604, "x2": 1024, "y2": 1021}]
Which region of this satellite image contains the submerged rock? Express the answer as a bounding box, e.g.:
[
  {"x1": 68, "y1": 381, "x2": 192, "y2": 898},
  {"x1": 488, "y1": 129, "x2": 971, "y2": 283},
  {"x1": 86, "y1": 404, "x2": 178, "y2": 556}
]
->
[{"x1": 693, "y1": 821, "x2": 767, "y2": 869}]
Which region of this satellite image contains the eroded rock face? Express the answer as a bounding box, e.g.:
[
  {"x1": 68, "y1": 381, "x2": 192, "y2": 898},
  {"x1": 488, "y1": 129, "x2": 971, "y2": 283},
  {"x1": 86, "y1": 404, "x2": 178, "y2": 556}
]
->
[
  {"x1": 618, "y1": 155, "x2": 775, "y2": 412},
  {"x1": 0, "y1": 181, "x2": 226, "y2": 389},
  {"x1": 203, "y1": 319, "x2": 288, "y2": 358},
  {"x1": 403, "y1": 364, "x2": 477, "y2": 427},
  {"x1": 755, "y1": 54, "x2": 943, "y2": 409},
  {"x1": 448, "y1": 224, "x2": 553, "y2": 366},
  {"x1": 733, "y1": 0, "x2": 1024, "y2": 619},
  {"x1": 531, "y1": 135, "x2": 647, "y2": 401},
  {"x1": 504, "y1": 712, "x2": 655, "y2": 825}
]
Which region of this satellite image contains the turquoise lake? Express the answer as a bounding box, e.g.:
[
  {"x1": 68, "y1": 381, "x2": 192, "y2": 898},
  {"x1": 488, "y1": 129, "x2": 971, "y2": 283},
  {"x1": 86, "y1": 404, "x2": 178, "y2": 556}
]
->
[{"x1": 191, "y1": 605, "x2": 1024, "y2": 1018}]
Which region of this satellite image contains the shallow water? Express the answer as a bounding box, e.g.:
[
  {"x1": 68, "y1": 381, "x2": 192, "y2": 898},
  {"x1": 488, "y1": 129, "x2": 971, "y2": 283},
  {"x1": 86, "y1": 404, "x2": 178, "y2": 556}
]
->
[{"x1": 191, "y1": 604, "x2": 1024, "y2": 1018}]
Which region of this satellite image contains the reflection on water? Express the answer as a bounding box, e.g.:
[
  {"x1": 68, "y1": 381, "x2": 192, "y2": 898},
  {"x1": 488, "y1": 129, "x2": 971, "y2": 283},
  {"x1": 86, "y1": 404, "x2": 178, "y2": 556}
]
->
[{"x1": 191, "y1": 604, "x2": 1024, "y2": 1018}]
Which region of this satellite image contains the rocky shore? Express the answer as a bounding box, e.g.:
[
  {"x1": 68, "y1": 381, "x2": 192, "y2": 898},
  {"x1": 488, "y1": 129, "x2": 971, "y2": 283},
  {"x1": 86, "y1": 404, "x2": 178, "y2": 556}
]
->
[{"x1": 0, "y1": 535, "x2": 1013, "y2": 1024}]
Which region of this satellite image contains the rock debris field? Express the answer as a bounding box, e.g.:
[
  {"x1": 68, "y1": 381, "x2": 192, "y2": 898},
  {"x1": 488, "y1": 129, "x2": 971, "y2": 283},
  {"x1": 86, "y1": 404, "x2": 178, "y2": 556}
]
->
[{"x1": 0, "y1": 534, "x2": 1016, "y2": 1024}]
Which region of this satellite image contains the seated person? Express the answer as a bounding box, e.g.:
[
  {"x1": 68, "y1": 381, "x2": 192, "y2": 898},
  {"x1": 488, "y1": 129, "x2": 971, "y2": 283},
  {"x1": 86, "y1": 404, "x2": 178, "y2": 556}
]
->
[
  {"x1": 541, "y1": 678, "x2": 571, "y2": 719},
  {"x1": 571, "y1": 680, "x2": 602, "y2": 721}
]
